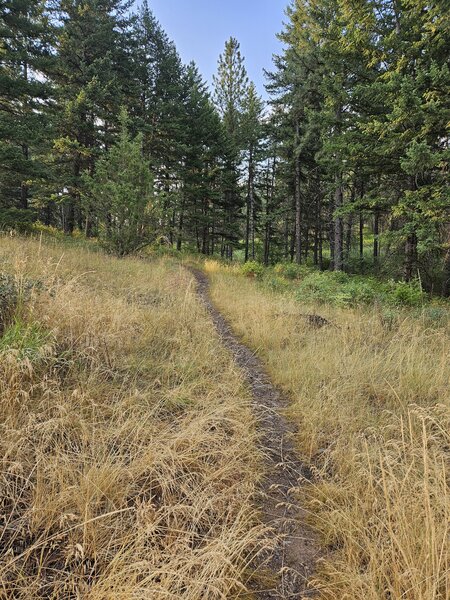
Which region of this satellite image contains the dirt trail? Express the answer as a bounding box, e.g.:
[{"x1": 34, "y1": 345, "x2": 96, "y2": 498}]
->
[{"x1": 190, "y1": 268, "x2": 320, "y2": 599}]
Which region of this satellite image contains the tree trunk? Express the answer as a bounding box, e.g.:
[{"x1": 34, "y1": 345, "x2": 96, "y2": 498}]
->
[
  {"x1": 319, "y1": 231, "x2": 323, "y2": 270},
  {"x1": 196, "y1": 226, "x2": 201, "y2": 253},
  {"x1": 359, "y1": 213, "x2": 364, "y2": 259},
  {"x1": 333, "y1": 104, "x2": 344, "y2": 271},
  {"x1": 344, "y1": 186, "x2": 355, "y2": 262},
  {"x1": 64, "y1": 166, "x2": 77, "y2": 235},
  {"x1": 313, "y1": 192, "x2": 321, "y2": 266},
  {"x1": 313, "y1": 229, "x2": 319, "y2": 266},
  {"x1": 245, "y1": 195, "x2": 250, "y2": 262},
  {"x1": 294, "y1": 156, "x2": 302, "y2": 264},
  {"x1": 20, "y1": 145, "x2": 29, "y2": 210},
  {"x1": 20, "y1": 59, "x2": 29, "y2": 210},
  {"x1": 263, "y1": 220, "x2": 270, "y2": 266},
  {"x1": 404, "y1": 232, "x2": 417, "y2": 282},
  {"x1": 442, "y1": 245, "x2": 450, "y2": 296},
  {"x1": 333, "y1": 174, "x2": 344, "y2": 271},
  {"x1": 177, "y1": 207, "x2": 184, "y2": 251},
  {"x1": 345, "y1": 214, "x2": 353, "y2": 261},
  {"x1": 329, "y1": 209, "x2": 335, "y2": 271},
  {"x1": 373, "y1": 210, "x2": 380, "y2": 264},
  {"x1": 211, "y1": 207, "x2": 216, "y2": 255},
  {"x1": 290, "y1": 215, "x2": 296, "y2": 263},
  {"x1": 43, "y1": 200, "x2": 54, "y2": 226},
  {"x1": 63, "y1": 201, "x2": 75, "y2": 235},
  {"x1": 85, "y1": 214, "x2": 94, "y2": 238},
  {"x1": 263, "y1": 156, "x2": 276, "y2": 266},
  {"x1": 249, "y1": 146, "x2": 256, "y2": 260},
  {"x1": 284, "y1": 210, "x2": 290, "y2": 260}
]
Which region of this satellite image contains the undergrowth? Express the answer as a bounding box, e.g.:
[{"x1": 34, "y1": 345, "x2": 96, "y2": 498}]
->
[{"x1": 209, "y1": 259, "x2": 435, "y2": 308}]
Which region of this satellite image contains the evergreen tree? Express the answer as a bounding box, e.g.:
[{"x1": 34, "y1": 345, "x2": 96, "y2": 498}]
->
[
  {"x1": 176, "y1": 63, "x2": 225, "y2": 254},
  {"x1": 213, "y1": 37, "x2": 249, "y2": 258},
  {"x1": 213, "y1": 37, "x2": 248, "y2": 146},
  {"x1": 51, "y1": 0, "x2": 134, "y2": 233},
  {"x1": 340, "y1": 0, "x2": 450, "y2": 282},
  {"x1": 84, "y1": 109, "x2": 156, "y2": 255},
  {"x1": 0, "y1": 0, "x2": 53, "y2": 223},
  {"x1": 1, "y1": 0, "x2": 449, "y2": 292},
  {"x1": 129, "y1": 1, "x2": 188, "y2": 243},
  {"x1": 241, "y1": 82, "x2": 264, "y2": 261}
]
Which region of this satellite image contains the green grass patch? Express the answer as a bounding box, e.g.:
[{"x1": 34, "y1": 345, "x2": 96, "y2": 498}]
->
[{"x1": 0, "y1": 319, "x2": 51, "y2": 360}]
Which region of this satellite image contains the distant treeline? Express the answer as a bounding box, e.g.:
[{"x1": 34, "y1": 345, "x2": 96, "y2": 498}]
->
[{"x1": 1, "y1": 0, "x2": 449, "y2": 292}]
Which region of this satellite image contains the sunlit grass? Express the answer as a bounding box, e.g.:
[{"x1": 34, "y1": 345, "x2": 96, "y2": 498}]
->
[
  {"x1": 0, "y1": 236, "x2": 267, "y2": 598},
  {"x1": 207, "y1": 263, "x2": 450, "y2": 600}
]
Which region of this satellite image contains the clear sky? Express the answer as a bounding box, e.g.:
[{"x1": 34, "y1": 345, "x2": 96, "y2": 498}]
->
[{"x1": 143, "y1": 0, "x2": 288, "y2": 99}]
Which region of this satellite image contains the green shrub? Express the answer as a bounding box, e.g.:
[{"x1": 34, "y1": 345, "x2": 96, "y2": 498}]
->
[
  {"x1": 0, "y1": 208, "x2": 36, "y2": 233},
  {"x1": 273, "y1": 262, "x2": 308, "y2": 280},
  {"x1": 379, "y1": 307, "x2": 400, "y2": 330},
  {"x1": 251, "y1": 260, "x2": 432, "y2": 309},
  {"x1": 0, "y1": 273, "x2": 19, "y2": 333},
  {"x1": 389, "y1": 280, "x2": 424, "y2": 306},
  {"x1": 421, "y1": 305, "x2": 449, "y2": 327},
  {"x1": 265, "y1": 276, "x2": 289, "y2": 293},
  {"x1": 296, "y1": 271, "x2": 342, "y2": 304},
  {"x1": 241, "y1": 261, "x2": 265, "y2": 278},
  {"x1": 32, "y1": 222, "x2": 65, "y2": 239},
  {"x1": 327, "y1": 270, "x2": 351, "y2": 285},
  {"x1": 344, "y1": 280, "x2": 378, "y2": 304},
  {"x1": 295, "y1": 271, "x2": 387, "y2": 307},
  {"x1": 0, "y1": 273, "x2": 44, "y2": 334}
]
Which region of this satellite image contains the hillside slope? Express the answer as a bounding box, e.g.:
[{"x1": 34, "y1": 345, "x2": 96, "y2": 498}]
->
[
  {"x1": 207, "y1": 261, "x2": 449, "y2": 600},
  {"x1": 0, "y1": 238, "x2": 266, "y2": 599}
]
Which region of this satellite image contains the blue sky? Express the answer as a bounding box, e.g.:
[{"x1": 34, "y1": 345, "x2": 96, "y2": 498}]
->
[{"x1": 144, "y1": 0, "x2": 288, "y2": 98}]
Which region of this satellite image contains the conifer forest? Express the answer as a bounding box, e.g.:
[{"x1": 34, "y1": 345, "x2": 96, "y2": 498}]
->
[
  {"x1": 2, "y1": 0, "x2": 449, "y2": 289},
  {"x1": 0, "y1": 2, "x2": 449, "y2": 599}
]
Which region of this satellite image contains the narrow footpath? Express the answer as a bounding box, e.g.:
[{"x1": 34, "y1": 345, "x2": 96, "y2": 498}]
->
[{"x1": 190, "y1": 268, "x2": 320, "y2": 600}]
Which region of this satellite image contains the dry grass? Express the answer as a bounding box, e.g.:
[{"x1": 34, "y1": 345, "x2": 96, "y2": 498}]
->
[
  {"x1": 206, "y1": 260, "x2": 450, "y2": 600},
  {"x1": 0, "y1": 238, "x2": 266, "y2": 599}
]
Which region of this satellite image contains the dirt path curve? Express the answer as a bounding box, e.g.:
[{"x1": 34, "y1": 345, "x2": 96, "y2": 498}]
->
[{"x1": 189, "y1": 268, "x2": 320, "y2": 599}]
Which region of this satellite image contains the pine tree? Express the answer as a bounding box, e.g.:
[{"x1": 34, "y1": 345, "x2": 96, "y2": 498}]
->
[
  {"x1": 267, "y1": 0, "x2": 328, "y2": 265},
  {"x1": 213, "y1": 37, "x2": 249, "y2": 258},
  {"x1": 51, "y1": 0, "x2": 134, "y2": 234},
  {"x1": 0, "y1": 0, "x2": 52, "y2": 224},
  {"x1": 340, "y1": 0, "x2": 450, "y2": 282},
  {"x1": 129, "y1": 1, "x2": 188, "y2": 243},
  {"x1": 241, "y1": 82, "x2": 264, "y2": 261},
  {"x1": 213, "y1": 37, "x2": 248, "y2": 147},
  {"x1": 176, "y1": 62, "x2": 224, "y2": 253},
  {"x1": 84, "y1": 109, "x2": 155, "y2": 255}
]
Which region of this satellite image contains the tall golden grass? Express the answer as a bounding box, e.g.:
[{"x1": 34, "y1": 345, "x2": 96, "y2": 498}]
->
[
  {"x1": 206, "y1": 261, "x2": 449, "y2": 600},
  {"x1": 0, "y1": 238, "x2": 266, "y2": 599}
]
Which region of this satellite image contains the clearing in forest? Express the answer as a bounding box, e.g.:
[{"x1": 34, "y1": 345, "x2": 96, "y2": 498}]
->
[
  {"x1": 205, "y1": 260, "x2": 450, "y2": 600},
  {"x1": 1, "y1": 236, "x2": 448, "y2": 600},
  {"x1": 0, "y1": 237, "x2": 271, "y2": 599}
]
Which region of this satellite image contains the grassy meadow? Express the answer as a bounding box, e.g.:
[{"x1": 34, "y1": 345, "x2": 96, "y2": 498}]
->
[
  {"x1": 0, "y1": 236, "x2": 267, "y2": 599},
  {"x1": 206, "y1": 260, "x2": 450, "y2": 600}
]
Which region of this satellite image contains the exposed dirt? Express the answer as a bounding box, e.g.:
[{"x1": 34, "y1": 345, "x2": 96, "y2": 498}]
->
[{"x1": 189, "y1": 268, "x2": 320, "y2": 599}]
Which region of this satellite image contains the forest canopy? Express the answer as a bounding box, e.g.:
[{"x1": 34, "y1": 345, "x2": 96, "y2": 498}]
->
[{"x1": 1, "y1": 0, "x2": 449, "y2": 292}]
